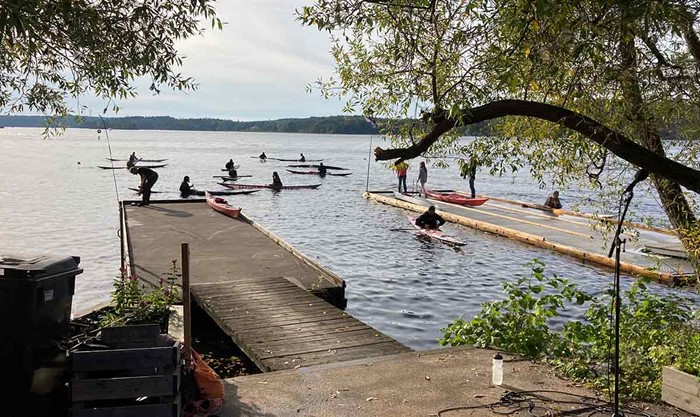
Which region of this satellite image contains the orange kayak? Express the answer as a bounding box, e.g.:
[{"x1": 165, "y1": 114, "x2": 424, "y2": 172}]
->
[{"x1": 205, "y1": 191, "x2": 241, "y2": 218}]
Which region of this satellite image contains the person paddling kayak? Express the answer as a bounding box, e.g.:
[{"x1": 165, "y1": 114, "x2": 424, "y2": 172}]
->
[
  {"x1": 318, "y1": 162, "x2": 327, "y2": 177},
  {"x1": 259, "y1": 152, "x2": 267, "y2": 161},
  {"x1": 228, "y1": 167, "x2": 238, "y2": 178},
  {"x1": 272, "y1": 171, "x2": 283, "y2": 188},
  {"x1": 179, "y1": 175, "x2": 196, "y2": 197},
  {"x1": 299, "y1": 153, "x2": 306, "y2": 162},
  {"x1": 130, "y1": 166, "x2": 159, "y2": 206},
  {"x1": 415, "y1": 206, "x2": 445, "y2": 230},
  {"x1": 126, "y1": 152, "x2": 139, "y2": 168},
  {"x1": 225, "y1": 158, "x2": 235, "y2": 170}
]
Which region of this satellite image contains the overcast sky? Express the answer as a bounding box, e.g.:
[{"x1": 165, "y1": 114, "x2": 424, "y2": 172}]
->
[{"x1": 82, "y1": 1, "x2": 346, "y2": 121}]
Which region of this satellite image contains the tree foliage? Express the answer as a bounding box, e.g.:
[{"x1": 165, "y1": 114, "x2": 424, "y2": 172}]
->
[
  {"x1": 298, "y1": 0, "x2": 700, "y2": 277},
  {"x1": 0, "y1": 0, "x2": 221, "y2": 118}
]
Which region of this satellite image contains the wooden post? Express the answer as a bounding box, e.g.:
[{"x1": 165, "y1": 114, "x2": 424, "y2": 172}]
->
[{"x1": 181, "y1": 242, "x2": 192, "y2": 364}]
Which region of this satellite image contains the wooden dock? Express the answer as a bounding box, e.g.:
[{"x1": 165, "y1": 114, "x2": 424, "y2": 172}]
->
[
  {"x1": 120, "y1": 200, "x2": 410, "y2": 372},
  {"x1": 364, "y1": 191, "x2": 692, "y2": 283}
]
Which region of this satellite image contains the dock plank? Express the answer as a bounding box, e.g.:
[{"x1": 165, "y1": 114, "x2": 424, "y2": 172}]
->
[{"x1": 192, "y1": 280, "x2": 410, "y2": 372}]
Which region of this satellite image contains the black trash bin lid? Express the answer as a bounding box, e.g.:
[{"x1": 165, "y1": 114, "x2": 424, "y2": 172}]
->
[{"x1": 0, "y1": 254, "x2": 82, "y2": 279}]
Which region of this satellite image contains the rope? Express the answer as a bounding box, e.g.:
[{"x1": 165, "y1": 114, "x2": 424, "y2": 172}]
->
[{"x1": 99, "y1": 115, "x2": 121, "y2": 203}]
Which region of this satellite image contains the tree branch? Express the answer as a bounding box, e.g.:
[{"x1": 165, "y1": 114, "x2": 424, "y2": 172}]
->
[{"x1": 374, "y1": 99, "x2": 700, "y2": 194}]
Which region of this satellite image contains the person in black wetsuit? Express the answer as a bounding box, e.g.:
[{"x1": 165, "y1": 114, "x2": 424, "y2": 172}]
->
[
  {"x1": 228, "y1": 168, "x2": 238, "y2": 178},
  {"x1": 225, "y1": 159, "x2": 235, "y2": 170},
  {"x1": 180, "y1": 176, "x2": 196, "y2": 197},
  {"x1": 318, "y1": 162, "x2": 327, "y2": 177},
  {"x1": 544, "y1": 191, "x2": 563, "y2": 209},
  {"x1": 130, "y1": 166, "x2": 159, "y2": 206},
  {"x1": 415, "y1": 206, "x2": 445, "y2": 230},
  {"x1": 299, "y1": 153, "x2": 306, "y2": 162},
  {"x1": 272, "y1": 171, "x2": 283, "y2": 188},
  {"x1": 126, "y1": 152, "x2": 138, "y2": 168},
  {"x1": 259, "y1": 152, "x2": 267, "y2": 161}
]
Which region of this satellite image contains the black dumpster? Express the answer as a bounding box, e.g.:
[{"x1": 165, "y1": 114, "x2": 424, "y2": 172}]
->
[{"x1": 0, "y1": 254, "x2": 82, "y2": 412}]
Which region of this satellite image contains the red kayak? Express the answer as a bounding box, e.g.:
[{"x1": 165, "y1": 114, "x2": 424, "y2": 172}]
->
[
  {"x1": 425, "y1": 190, "x2": 488, "y2": 207},
  {"x1": 205, "y1": 191, "x2": 241, "y2": 218},
  {"x1": 286, "y1": 169, "x2": 352, "y2": 177},
  {"x1": 218, "y1": 182, "x2": 321, "y2": 190}
]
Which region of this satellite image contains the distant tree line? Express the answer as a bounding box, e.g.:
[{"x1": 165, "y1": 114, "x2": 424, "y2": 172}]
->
[{"x1": 0, "y1": 115, "x2": 492, "y2": 136}]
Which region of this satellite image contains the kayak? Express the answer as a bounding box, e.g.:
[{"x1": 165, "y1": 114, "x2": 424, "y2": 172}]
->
[
  {"x1": 220, "y1": 165, "x2": 241, "y2": 171},
  {"x1": 286, "y1": 169, "x2": 352, "y2": 177},
  {"x1": 107, "y1": 158, "x2": 167, "y2": 163},
  {"x1": 205, "y1": 191, "x2": 241, "y2": 219},
  {"x1": 425, "y1": 190, "x2": 488, "y2": 207},
  {"x1": 270, "y1": 158, "x2": 324, "y2": 162},
  {"x1": 194, "y1": 190, "x2": 259, "y2": 196},
  {"x1": 99, "y1": 164, "x2": 168, "y2": 169},
  {"x1": 218, "y1": 182, "x2": 321, "y2": 190},
  {"x1": 286, "y1": 164, "x2": 347, "y2": 170},
  {"x1": 407, "y1": 215, "x2": 467, "y2": 246},
  {"x1": 129, "y1": 187, "x2": 162, "y2": 194},
  {"x1": 129, "y1": 188, "x2": 259, "y2": 196},
  {"x1": 212, "y1": 175, "x2": 253, "y2": 181}
]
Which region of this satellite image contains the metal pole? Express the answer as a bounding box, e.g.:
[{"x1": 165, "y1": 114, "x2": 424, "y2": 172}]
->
[
  {"x1": 181, "y1": 242, "x2": 192, "y2": 363},
  {"x1": 609, "y1": 191, "x2": 633, "y2": 417},
  {"x1": 365, "y1": 134, "x2": 373, "y2": 192}
]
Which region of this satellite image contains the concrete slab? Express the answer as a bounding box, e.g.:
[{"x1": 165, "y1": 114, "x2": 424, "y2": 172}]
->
[{"x1": 220, "y1": 347, "x2": 692, "y2": 417}]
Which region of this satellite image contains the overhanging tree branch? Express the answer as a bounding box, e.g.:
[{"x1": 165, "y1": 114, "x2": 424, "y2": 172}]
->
[{"x1": 374, "y1": 99, "x2": 700, "y2": 194}]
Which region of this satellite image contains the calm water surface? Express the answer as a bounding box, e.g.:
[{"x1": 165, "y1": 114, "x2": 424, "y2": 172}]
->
[{"x1": 0, "y1": 128, "x2": 696, "y2": 349}]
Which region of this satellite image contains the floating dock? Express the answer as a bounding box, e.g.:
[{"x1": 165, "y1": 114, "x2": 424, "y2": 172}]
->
[
  {"x1": 364, "y1": 191, "x2": 692, "y2": 283},
  {"x1": 120, "y1": 200, "x2": 410, "y2": 372}
]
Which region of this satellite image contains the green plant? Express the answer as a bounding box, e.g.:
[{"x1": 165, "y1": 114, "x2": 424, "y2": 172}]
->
[
  {"x1": 441, "y1": 260, "x2": 700, "y2": 402},
  {"x1": 101, "y1": 261, "x2": 180, "y2": 330},
  {"x1": 440, "y1": 259, "x2": 590, "y2": 357}
]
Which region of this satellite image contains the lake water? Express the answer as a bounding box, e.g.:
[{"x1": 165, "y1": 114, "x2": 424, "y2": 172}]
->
[{"x1": 0, "y1": 128, "x2": 696, "y2": 349}]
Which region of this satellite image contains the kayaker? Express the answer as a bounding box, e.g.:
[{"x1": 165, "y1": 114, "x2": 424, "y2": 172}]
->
[
  {"x1": 228, "y1": 168, "x2": 238, "y2": 178},
  {"x1": 272, "y1": 171, "x2": 283, "y2": 188},
  {"x1": 461, "y1": 157, "x2": 478, "y2": 198},
  {"x1": 418, "y1": 161, "x2": 428, "y2": 197},
  {"x1": 544, "y1": 191, "x2": 563, "y2": 209},
  {"x1": 299, "y1": 153, "x2": 306, "y2": 162},
  {"x1": 415, "y1": 206, "x2": 445, "y2": 230},
  {"x1": 318, "y1": 162, "x2": 327, "y2": 177},
  {"x1": 179, "y1": 176, "x2": 196, "y2": 197},
  {"x1": 395, "y1": 160, "x2": 409, "y2": 193},
  {"x1": 225, "y1": 159, "x2": 235, "y2": 170},
  {"x1": 259, "y1": 152, "x2": 267, "y2": 161},
  {"x1": 130, "y1": 166, "x2": 159, "y2": 206},
  {"x1": 126, "y1": 152, "x2": 138, "y2": 168}
]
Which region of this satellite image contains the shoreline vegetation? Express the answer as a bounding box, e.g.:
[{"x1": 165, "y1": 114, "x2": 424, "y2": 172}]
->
[{"x1": 0, "y1": 114, "x2": 492, "y2": 136}]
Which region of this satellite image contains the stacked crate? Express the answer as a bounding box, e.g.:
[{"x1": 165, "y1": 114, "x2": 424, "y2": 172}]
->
[{"x1": 69, "y1": 325, "x2": 181, "y2": 417}]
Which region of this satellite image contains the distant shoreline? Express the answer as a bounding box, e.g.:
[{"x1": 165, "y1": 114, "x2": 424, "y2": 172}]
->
[{"x1": 0, "y1": 114, "x2": 491, "y2": 136}]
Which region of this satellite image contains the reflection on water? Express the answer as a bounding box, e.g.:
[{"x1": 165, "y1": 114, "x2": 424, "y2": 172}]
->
[{"x1": 0, "y1": 128, "x2": 695, "y2": 350}]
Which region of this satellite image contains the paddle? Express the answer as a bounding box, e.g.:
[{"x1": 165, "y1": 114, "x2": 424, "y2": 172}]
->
[{"x1": 390, "y1": 228, "x2": 418, "y2": 231}]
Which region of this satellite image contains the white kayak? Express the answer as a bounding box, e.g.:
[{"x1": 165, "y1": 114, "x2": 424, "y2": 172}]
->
[{"x1": 407, "y1": 215, "x2": 466, "y2": 246}]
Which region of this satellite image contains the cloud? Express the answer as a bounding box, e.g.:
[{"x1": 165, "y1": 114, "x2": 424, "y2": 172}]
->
[{"x1": 82, "y1": 0, "x2": 346, "y2": 120}]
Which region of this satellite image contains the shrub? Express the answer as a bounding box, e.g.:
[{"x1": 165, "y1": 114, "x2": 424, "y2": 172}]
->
[{"x1": 440, "y1": 259, "x2": 699, "y2": 402}]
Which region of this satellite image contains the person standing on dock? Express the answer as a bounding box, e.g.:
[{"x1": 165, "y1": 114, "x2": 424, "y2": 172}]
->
[
  {"x1": 544, "y1": 191, "x2": 563, "y2": 209},
  {"x1": 225, "y1": 159, "x2": 235, "y2": 170},
  {"x1": 461, "y1": 157, "x2": 478, "y2": 198},
  {"x1": 272, "y1": 171, "x2": 283, "y2": 188},
  {"x1": 418, "y1": 161, "x2": 428, "y2": 196},
  {"x1": 299, "y1": 153, "x2": 306, "y2": 162},
  {"x1": 318, "y1": 162, "x2": 327, "y2": 177},
  {"x1": 415, "y1": 206, "x2": 445, "y2": 230},
  {"x1": 130, "y1": 166, "x2": 159, "y2": 206},
  {"x1": 395, "y1": 161, "x2": 409, "y2": 193},
  {"x1": 179, "y1": 176, "x2": 196, "y2": 197}
]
